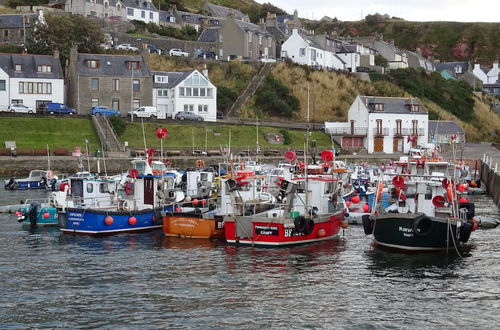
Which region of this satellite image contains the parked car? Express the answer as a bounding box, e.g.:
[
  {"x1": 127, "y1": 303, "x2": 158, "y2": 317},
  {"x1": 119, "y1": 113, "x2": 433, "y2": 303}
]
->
[
  {"x1": 174, "y1": 111, "x2": 203, "y2": 121},
  {"x1": 91, "y1": 106, "x2": 120, "y2": 117},
  {"x1": 127, "y1": 106, "x2": 158, "y2": 118},
  {"x1": 259, "y1": 55, "x2": 276, "y2": 63},
  {"x1": 169, "y1": 48, "x2": 189, "y2": 57},
  {"x1": 8, "y1": 103, "x2": 35, "y2": 113},
  {"x1": 115, "y1": 44, "x2": 139, "y2": 51},
  {"x1": 45, "y1": 103, "x2": 77, "y2": 115},
  {"x1": 147, "y1": 44, "x2": 163, "y2": 55},
  {"x1": 197, "y1": 51, "x2": 216, "y2": 59},
  {"x1": 356, "y1": 66, "x2": 370, "y2": 72}
]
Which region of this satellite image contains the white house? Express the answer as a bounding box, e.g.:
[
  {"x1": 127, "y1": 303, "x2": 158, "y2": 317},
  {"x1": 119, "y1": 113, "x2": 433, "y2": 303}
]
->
[
  {"x1": 472, "y1": 63, "x2": 488, "y2": 84},
  {"x1": 281, "y1": 29, "x2": 326, "y2": 68},
  {"x1": 372, "y1": 41, "x2": 408, "y2": 69},
  {"x1": 325, "y1": 96, "x2": 428, "y2": 154},
  {"x1": 0, "y1": 52, "x2": 64, "y2": 112},
  {"x1": 123, "y1": 0, "x2": 159, "y2": 24},
  {"x1": 335, "y1": 50, "x2": 360, "y2": 72},
  {"x1": 152, "y1": 69, "x2": 217, "y2": 122},
  {"x1": 486, "y1": 62, "x2": 500, "y2": 84}
]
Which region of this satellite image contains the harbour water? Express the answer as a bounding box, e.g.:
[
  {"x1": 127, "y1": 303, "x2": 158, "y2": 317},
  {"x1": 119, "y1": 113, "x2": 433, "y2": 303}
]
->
[{"x1": 0, "y1": 189, "x2": 499, "y2": 328}]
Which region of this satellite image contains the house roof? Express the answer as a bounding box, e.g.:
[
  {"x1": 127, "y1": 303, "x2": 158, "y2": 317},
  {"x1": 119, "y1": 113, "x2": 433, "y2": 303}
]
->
[
  {"x1": 0, "y1": 14, "x2": 36, "y2": 29},
  {"x1": 435, "y1": 61, "x2": 468, "y2": 73},
  {"x1": 176, "y1": 10, "x2": 207, "y2": 24},
  {"x1": 234, "y1": 19, "x2": 271, "y2": 36},
  {"x1": 198, "y1": 28, "x2": 218, "y2": 42},
  {"x1": 0, "y1": 53, "x2": 63, "y2": 79},
  {"x1": 205, "y1": 3, "x2": 248, "y2": 21},
  {"x1": 294, "y1": 30, "x2": 323, "y2": 50},
  {"x1": 159, "y1": 10, "x2": 176, "y2": 23},
  {"x1": 358, "y1": 96, "x2": 427, "y2": 114},
  {"x1": 428, "y1": 121, "x2": 464, "y2": 135},
  {"x1": 152, "y1": 70, "x2": 207, "y2": 89},
  {"x1": 122, "y1": 0, "x2": 157, "y2": 11},
  {"x1": 76, "y1": 54, "x2": 150, "y2": 77}
]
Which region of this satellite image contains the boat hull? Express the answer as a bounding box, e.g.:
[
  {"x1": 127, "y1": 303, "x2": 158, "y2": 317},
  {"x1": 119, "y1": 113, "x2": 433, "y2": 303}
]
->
[
  {"x1": 162, "y1": 213, "x2": 224, "y2": 239},
  {"x1": 58, "y1": 207, "x2": 163, "y2": 235},
  {"x1": 372, "y1": 213, "x2": 460, "y2": 251},
  {"x1": 4, "y1": 179, "x2": 46, "y2": 190},
  {"x1": 225, "y1": 212, "x2": 343, "y2": 247},
  {"x1": 18, "y1": 205, "x2": 58, "y2": 226}
]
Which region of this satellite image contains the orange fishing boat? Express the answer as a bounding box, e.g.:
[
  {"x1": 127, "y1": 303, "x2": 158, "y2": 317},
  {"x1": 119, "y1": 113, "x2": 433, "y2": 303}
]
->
[{"x1": 162, "y1": 206, "x2": 224, "y2": 239}]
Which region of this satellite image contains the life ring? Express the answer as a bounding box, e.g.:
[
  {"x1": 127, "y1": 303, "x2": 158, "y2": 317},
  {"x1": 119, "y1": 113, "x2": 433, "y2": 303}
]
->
[
  {"x1": 294, "y1": 216, "x2": 307, "y2": 233},
  {"x1": 412, "y1": 215, "x2": 433, "y2": 237},
  {"x1": 195, "y1": 159, "x2": 205, "y2": 168},
  {"x1": 446, "y1": 184, "x2": 454, "y2": 203},
  {"x1": 164, "y1": 159, "x2": 172, "y2": 167},
  {"x1": 274, "y1": 135, "x2": 281, "y2": 142},
  {"x1": 362, "y1": 214, "x2": 373, "y2": 235},
  {"x1": 303, "y1": 219, "x2": 315, "y2": 235},
  {"x1": 125, "y1": 182, "x2": 134, "y2": 195},
  {"x1": 152, "y1": 170, "x2": 163, "y2": 175}
]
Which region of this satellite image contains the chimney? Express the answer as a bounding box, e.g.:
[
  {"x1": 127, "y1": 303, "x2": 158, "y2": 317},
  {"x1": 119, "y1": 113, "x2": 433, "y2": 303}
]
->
[
  {"x1": 493, "y1": 62, "x2": 499, "y2": 69},
  {"x1": 53, "y1": 48, "x2": 59, "y2": 59},
  {"x1": 202, "y1": 64, "x2": 209, "y2": 79},
  {"x1": 474, "y1": 63, "x2": 480, "y2": 70}
]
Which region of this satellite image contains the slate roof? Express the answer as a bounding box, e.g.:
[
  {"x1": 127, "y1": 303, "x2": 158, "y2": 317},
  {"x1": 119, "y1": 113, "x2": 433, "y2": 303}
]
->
[
  {"x1": 159, "y1": 10, "x2": 177, "y2": 23},
  {"x1": 276, "y1": 14, "x2": 295, "y2": 24},
  {"x1": 435, "y1": 61, "x2": 468, "y2": 73},
  {"x1": 151, "y1": 70, "x2": 195, "y2": 88},
  {"x1": 176, "y1": 10, "x2": 208, "y2": 24},
  {"x1": 122, "y1": 0, "x2": 157, "y2": 11},
  {"x1": 359, "y1": 96, "x2": 427, "y2": 114},
  {"x1": 0, "y1": 14, "x2": 36, "y2": 29},
  {"x1": 76, "y1": 54, "x2": 150, "y2": 77},
  {"x1": 198, "y1": 28, "x2": 218, "y2": 42},
  {"x1": 296, "y1": 30, "x2": 323, "y2": 49},
  {"x1": 428, "y1": 121, "x2": 464, "y2": 135},
  {"x1": 0, "y1": 53, "x2": 63, "y2": 79},
  {"x1": 205, "y1": 3, "x2": 248, "y2": 21}
]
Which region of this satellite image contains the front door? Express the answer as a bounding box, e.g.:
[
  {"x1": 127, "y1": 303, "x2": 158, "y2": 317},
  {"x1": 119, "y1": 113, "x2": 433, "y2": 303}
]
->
[
  {"x1": 374, "y1": 137, "x2": 384, "y2": 153},
  {"x1": 144, "y1": 177, "x2": 154, "y2": 205},
  {"x1": 393, "y1": 138, "x2": 403, "y2": 153},
  {"x1": 36, "y1": 100, "x2": 51, "y2": 113}
]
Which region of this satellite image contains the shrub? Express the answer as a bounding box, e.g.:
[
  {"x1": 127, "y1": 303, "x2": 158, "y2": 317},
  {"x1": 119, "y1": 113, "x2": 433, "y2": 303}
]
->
[
  {"x1": 254, "y1": 75, "x2": 299, "y2": 117},
  {"x1": 108, "y1": 116, "x2": 126, "y2": 137},
  {"x1": 217, "y1": 86, "x2": 238, "y2": 113},
  {"x1": 279, "y1": 129, "x2": 291, "y2": 145}
]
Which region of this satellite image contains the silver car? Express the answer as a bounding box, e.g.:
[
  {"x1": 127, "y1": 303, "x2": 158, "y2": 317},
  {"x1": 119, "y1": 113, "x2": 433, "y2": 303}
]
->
[
  {"x1": 8, "y1": 104, "x2": 35, "y2": 113},
  {"x1": 174, "y1": 111, "x2": 203, "y2": 121}
]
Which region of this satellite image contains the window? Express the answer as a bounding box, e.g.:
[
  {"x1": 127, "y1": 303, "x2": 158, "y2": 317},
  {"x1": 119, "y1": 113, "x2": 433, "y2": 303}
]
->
[
  {"x1": 127, "y1": 61, "x2": 140, "y2": 70},
  {"x1": 127, "y1": 8, "x2": 134, "y2": 16},
  {"x1": 149, "y1": 12, "x2": 153, "y2": 19},
  {"x1": 86, "y1": 60, "x2": 99, "y2": 68},
  {"x1": 376, "y1": 119, "x2": 383, "y2": 135},
  {"x1": 19, "y1": 82, "x2": 51, "y2": 94},
  {"x1": 186, "y1": 88, "x2": 192, "y2": 97},
  {"x1": 4, "y1": 30, "x2": 8, "y2": 38},
  {"x1": 219, "y1": 34, "x2": 223, "y2": 42},
  {"x1": 412, "y1": 120, "x2": 418, "y2": 135},
  {"x1": 372, "y1": 103, "x2": 384, "y2": 111},
  {"x1": 184, "y1": 104, "x2": 194, "y2": 112},
  {"x1": 157, "y1": 89, "x2": 168, "y2": 97},
  {"x1": 15, "y1": 64, "x2": 22, "y2": 71},
  {"x1": 407, "y1": 104, "x2": 420, "y2": 112},
  {"x1": 200, "y1": 88, "x2": 206, "y2": 97},
  {"x1": 86, "y1": 183, "x2": 93, "y2": 193},
  {"x1": 179, "y1": 87, "x2": 184, "y2": 96},
  {"x1": 141, "y1": 10, "x2": 145, "y2": 18},
  {"x1": 207, "y1": 88, "x2": 212, "y2": 97},
  {"x1": 0, "y1": 80, "x2": 5, "y2": 91},
  {"x1": 113, "y1": 79, "x2": 119, "y2": 91},
  {"x1": 132, "y1": 79, "x2": 140, "y2": 92},
  {"x1": 91, "y1": 78, "x2": 99, "y2": 91},
  {"x1": 133, "y1": 99, "x2": 140, "y2": 109},
  {"x1": 37, "y1": 65, "x2": 52, "y2": 73},
  {"x1": 90, "y1": 11, "x2": 96, "y2": 17},
  {"x1": 299, "y1": 48, "x2": 305, "y2": 57},
  {"x1": 155, "y1": 75, "x2": 168, "y2": 83},
  {"x1": 112, "y1": 98, "x2": 120, "y2": 110},
  {"x1": 198, "y1": 104, "x2": 208, "y2": 113},
  {"x1": 91, "y1": 98, "x2": 99, "y2": 107},
  {"x1": 104, "y1": 1, "x2": 109, "y2": 9},
  {"x1": 396, "y1": 120, "x2": 402, "y2": 135},
  {"x1": 311, "y1": 49, "x2": 316, "y2": 61},
  {"x1": 12, "y1": 99, "x2": 22, "y2": 104},
  {"x1": 193, "y1": 88, "x2": 199, "y2": 97},
  {"x1": 99, "y1": 183, "x2": 109, "y2": 193},
  {"x1": 258, "y1": 35, "x2": 262, "y2": 45}
]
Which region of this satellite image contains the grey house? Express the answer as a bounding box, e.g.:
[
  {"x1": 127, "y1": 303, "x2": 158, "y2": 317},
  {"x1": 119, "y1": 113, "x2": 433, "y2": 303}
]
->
[
  {"x1": 49, "y1": 0, "x2": 126, "y2": 20},
  {"x1": 66, "y1": 48, "x2": 152, "y2": 115},
  {"x1": 264, "y1": 10, "x2": 302, "y2": 58},
  {"x1": 428, "y1": 120, "x2": 465, "y2": 144},
  {"x1": 199, "y1": 15, "x2": 275, "y2": 61},
  {"x1": 0, "y1": 14, "x2": 37, "y2": 46}
]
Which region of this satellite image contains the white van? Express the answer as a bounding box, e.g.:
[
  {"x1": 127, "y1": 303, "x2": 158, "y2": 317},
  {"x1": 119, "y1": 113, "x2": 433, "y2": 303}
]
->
[{"x1": 127, "y1": 106, "x2": 158, "y2": 118}]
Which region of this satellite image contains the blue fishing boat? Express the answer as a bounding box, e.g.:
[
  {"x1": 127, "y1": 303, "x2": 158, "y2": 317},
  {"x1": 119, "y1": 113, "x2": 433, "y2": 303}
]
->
[{"x1": 4, "y1": 170, "x2": 48, "y2": 190}]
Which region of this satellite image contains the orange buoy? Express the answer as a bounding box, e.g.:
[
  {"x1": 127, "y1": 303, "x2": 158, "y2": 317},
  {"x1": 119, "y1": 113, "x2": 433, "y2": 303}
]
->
[
  {"x1": 340, "y1": 220, "x2": 349, "y2": 229},
  {"x1": 43, "y1": 212, "x2": 50, "y2": 218},
  {"x1": 317, "y1": 228, "x2": 326, "y2": 237},
  {"x1": 104, "y1": 216, "x2": 114, "y2": 225},
  {"x1": 128, "y1": 216, "x2": 137, "y2": 225},
  {"x1": 345, "y1": 201, "x2": 351, "y2": 208},
  {"x1": 459, "y1": 197, "x2": 468, "y2": 203},
  {"x1": 362, "y1": 204, "x2": 370, "y2": 213},
  {"x1": 351, "y1": 195, "x2": 360, "y2": 204},
  {"x1": 193, "y1": 198, "x2": 199, "y2": 205}
]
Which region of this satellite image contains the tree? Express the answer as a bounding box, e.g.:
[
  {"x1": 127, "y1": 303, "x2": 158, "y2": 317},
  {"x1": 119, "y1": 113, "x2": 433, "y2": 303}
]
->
[
  {"x1": 26, "y1": 14, "x2": 104, "y2": 67},
  {"x1": 7, "y1": 0, "x2": 49, "y2": 7}
]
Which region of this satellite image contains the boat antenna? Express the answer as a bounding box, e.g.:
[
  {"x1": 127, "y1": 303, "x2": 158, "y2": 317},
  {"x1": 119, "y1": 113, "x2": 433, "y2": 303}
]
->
[
  {"x1": 85, "y1": 139, "x2": 91, "y2": 173},
  {"x1": 256, "y1": 117, "x2": 260, "y2": 164},
  {"x1": 46, "y1": 144, "x2": 50, "y2": 171}
]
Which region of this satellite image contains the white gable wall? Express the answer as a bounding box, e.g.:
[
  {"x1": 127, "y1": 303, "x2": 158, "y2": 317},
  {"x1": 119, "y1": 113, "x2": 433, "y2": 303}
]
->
[
  {"x1": 0, "y1": 68, "x2": 9, "y2": 111},
  {"x1": 473, "y1": 64, "x2": 488, "y2": 84},
  {"x1": 126, "y1": 6, "x2": 159, "y2": 24}
]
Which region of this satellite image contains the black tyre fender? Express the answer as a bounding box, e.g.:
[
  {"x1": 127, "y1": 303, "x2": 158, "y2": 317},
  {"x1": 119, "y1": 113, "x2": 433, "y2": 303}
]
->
[
  {"x1": 362, "y1": 214, "x2": 373, "y2": 235},
  {"x1": 294, "y1": 216, "x2": 306, "y2": 233},
  {"x1": 412, "y1": 215, "x2": 433, "y2": 237},
  {"x1": 303, "y1": 218, "x2": 315, "y2": 235},
  {"x1": 459, "y1": 221, "x2": 473, "y2": 243},
  {"x1": 458, "y1": 202, "x2": 475, "y2": 220}
]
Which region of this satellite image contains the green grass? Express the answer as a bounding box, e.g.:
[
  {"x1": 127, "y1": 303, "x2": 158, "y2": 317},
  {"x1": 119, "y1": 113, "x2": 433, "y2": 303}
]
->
[
  {"x1": 121, "y1": 122, "x2": 333, "y2": 150},
  {"x1": 0, "y1": 117, "x2": 100, "y2": 150}
]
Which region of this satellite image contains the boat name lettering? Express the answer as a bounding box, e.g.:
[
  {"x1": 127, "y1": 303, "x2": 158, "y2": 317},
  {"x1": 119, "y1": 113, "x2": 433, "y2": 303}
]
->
[
  {"x1": 216, "y1": 220, "x2": 224, "y2": 229},
  {"x1": 68, "y1": 213, "x2": 83, "y2": 218},
  {"x1": 399, "y1": 226, "x2": 414, "y2": 237},
  {"x1": 255, "y1": 225, "x2": 279, "y2": 236},
  {"x1": 284, "y1": 228, "x2": 304, "y2": 237}
]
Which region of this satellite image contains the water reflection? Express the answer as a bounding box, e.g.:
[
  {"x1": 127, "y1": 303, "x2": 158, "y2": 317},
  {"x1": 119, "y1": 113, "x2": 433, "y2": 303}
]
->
[{"x1": 161, "y1": 236, "x2": 224, "y2": 250}]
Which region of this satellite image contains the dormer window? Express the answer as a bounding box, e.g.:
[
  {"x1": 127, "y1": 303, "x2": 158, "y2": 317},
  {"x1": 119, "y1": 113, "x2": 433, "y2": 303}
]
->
[
  {"x1": 15, "y1": 64, "x2": 22, "y2": 71},
  {"x1": 155, "y1": 75, "x2": 168, "y2": 83},
  {"x1": 37, "y1": 65, "x2": 52, "y2": 73},
  {"x1": 104, "y1": 1, "x2": 109, "y2": 9},
  {"x1": 127, "y1": 61, "x2": 140, "y2": 70},
  {"x1": 406, "y1": 104, "x2": 420, "y2": 112},
  {"x1": 85, "y1": 60, "x2": 99, "y2": 69},
  {"x1": 455, "y1": 65, "x2": 463, "y2": 74},
  {"x1": 371, "y1": 103, "x2": 384, "y2": 111}
]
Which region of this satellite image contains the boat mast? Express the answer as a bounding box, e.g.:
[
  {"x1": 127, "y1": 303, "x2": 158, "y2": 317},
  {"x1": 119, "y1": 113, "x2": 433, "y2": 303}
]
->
[
  {"x1": 46, "y1": 144, "x2": 50, "y2": 171},
  {"x1": 256, "y1": 117, "x2": 259, "y2": 164},
  {"x1": 304, "y1": 83, "x2": 310, "y2": 213}
]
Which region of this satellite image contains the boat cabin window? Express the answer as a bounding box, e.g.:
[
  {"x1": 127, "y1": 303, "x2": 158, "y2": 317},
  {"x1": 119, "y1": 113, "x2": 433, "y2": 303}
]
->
[
  {"x1": 296, "y1": 181, "x2": 305, "y2": 193},
  {"x1": 134, "y1": 162, "x2": 145, "y2": 174},
  {"x1": 425, "y1": 186, "x2": 433, "y2": 200},
  {"x1": 200, "y1": 173, "x2": 208, "y2": 182},
  {"x1": 86, "y1": 183, "x2": 94, "y2": 193},
  {"x1": 99, "y1": 183, "x2": 109, "y2": 193}
]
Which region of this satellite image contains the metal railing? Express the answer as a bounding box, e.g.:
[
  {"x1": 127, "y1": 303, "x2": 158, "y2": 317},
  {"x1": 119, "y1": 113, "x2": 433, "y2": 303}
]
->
[
  {"x1": 372, "y1": 128, "x2": 389, "y2": 136},
  {"x1": 327, "y1": 127, "x2": 368, "y2": 136},
  {"x1": 393, "y1": 128, "x2": 425, "y2": 136}
]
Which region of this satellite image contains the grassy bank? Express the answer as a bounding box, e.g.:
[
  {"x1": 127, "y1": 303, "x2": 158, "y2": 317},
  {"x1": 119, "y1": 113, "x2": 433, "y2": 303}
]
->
[{"x1": 0, "y1": 117, "x2": 100, "y2": 150}]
